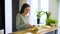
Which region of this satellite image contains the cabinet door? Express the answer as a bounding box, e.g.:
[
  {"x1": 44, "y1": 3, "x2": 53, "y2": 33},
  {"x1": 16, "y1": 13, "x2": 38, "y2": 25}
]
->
[
  {"x1": 0, "y1": 0, "x2": 5, "y2": 29},
  {"x1": 45, "y1": 30, "x2": 57, "y2": 34}
]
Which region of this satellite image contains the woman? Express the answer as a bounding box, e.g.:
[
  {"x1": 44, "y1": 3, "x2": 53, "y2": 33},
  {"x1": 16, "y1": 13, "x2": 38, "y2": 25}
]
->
[{"x1": 16, "y1": 3, "x2": 33, "y2": 31}]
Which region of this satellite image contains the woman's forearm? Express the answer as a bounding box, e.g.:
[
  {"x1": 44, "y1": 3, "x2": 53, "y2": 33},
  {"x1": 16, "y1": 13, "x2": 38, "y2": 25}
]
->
[{"x1": 16, "y1": 24, "x2": 27, "y2": 30}]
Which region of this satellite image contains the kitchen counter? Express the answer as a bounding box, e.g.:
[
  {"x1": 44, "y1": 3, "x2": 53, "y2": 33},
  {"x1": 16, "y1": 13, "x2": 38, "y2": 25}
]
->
[{"x1": 11, "y1": 24, "x2": 58, "y2": 34}]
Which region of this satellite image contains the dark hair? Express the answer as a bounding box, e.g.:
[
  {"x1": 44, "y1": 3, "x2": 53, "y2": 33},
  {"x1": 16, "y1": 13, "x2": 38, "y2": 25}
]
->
[{"x1": 20, "y1": 3, "x2": 30, "y2": 14}]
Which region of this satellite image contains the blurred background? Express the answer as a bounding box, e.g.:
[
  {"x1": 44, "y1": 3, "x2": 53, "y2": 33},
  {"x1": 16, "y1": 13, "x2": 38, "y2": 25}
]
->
[
  {"x1": 19, "y1": 0, "x2": 58, "y2": 25},
  {"x1": 5, "y1": 0, "x2": 60, "y2": 34},
  {"x1": 19, "y1": 0, "x2": 60, "y2": 34}
]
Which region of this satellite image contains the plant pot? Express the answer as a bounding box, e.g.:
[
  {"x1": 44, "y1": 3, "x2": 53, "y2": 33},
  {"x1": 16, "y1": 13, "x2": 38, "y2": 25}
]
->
[
  {"x1": 37, "y1": 18, "x2": 40, "y2": 24},
  {"x1": 46, "y1": 18, "x2": 50, "y2": 26},
  {"x1": 50, "y1": 23, "x2": 56, "y2": 27},
  {"x1": 37, "y1": 18, "x2": 40, "y2": 27}
]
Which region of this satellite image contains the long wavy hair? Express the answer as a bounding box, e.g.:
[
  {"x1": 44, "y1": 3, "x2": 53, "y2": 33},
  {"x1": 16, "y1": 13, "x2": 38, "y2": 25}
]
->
[{"x1": 20, "y1": 3, "x2": 30, "y2": 14}]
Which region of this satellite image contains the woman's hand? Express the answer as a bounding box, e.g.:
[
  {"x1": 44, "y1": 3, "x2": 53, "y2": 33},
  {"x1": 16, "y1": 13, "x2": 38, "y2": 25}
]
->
[
  {"x1": 26, "y1": 23, "x2": 32, "y2": 26},
  {"x1": 26, "y1": 23, "x2": 33, "y2": 27}
]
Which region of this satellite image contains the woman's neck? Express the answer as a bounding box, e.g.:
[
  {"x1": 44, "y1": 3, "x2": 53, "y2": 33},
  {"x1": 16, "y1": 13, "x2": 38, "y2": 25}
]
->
[{"x1": 21, "y1": 13, "x2": 26, "y2": 17}]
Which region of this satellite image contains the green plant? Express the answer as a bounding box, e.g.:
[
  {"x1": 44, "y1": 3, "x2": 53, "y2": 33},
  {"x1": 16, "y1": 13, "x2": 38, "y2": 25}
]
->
[
  {"x1": 37, "y1": 10, "x2": 44, "y2": 18},
  {"x1": 45, "y1": 11, "x2": 51, "y2": 18},
  {"x1": 45, "y1": 11, "x2": 57, "y2": 26},
  {"x1": 46, "y1": 18, "x2": 57, "y2": 26}
]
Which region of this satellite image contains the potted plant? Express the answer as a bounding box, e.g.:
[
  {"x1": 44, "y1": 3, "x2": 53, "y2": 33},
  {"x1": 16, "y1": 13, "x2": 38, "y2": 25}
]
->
[
  {"x1": 37, "y1": 10, "x2": 44, "y2": 27},
  {"x1": 45, "y1": 11, "x2": 51, "y2": 26},
  {"x1": 45, "y1": 11, "x2": 57, "y2": 26}
]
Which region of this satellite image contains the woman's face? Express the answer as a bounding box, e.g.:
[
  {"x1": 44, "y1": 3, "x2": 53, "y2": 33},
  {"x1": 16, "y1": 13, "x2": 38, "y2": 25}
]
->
[{"x1": 24, "y1": 7, "x2": 30, "y2": 15}]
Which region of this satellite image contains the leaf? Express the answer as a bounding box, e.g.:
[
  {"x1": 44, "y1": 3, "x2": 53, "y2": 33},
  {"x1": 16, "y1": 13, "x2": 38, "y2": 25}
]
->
[
  {"x1": 37, "y1": 10, "x2": 45, "y2": 18},
  {"x1": 45, "y1": 12, "x2": 51, "y2": 18}
]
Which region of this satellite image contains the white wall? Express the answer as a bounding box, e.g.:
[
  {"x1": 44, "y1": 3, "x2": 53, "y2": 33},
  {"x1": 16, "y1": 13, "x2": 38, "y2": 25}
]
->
[
  {"x1": 5, "y1": 0, "x2": 12, "y2": 34},
  {"x1": 58, "y1": 0, "x2": 60, "y2": 26},
  {"x1": 49, "y1": 0, "x2": 59, "y2": 20}
]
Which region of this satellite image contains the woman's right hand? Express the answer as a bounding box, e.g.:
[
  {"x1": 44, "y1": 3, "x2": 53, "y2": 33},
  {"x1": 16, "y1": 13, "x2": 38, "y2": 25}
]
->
[{"x1": 26, "y1": 23, "x2": 32, "y2": 26}]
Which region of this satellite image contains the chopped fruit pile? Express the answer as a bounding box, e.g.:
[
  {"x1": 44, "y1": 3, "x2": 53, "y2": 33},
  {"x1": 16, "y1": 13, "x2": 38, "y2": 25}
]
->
[{"x1": 26, "y1": 25, "x2": 38, "y2": 32}]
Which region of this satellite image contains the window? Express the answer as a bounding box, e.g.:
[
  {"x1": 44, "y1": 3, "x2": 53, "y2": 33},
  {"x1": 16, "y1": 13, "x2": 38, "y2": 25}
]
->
[
  {"x1": 27, "y1": 0, "x2": 38, "y2": 25},
  {"x1": 40, "y1": 0, "x2": 49, "y2": 24},
  {"x1": 27, "y1": 0, "x2": 49, "y2": 25}
]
